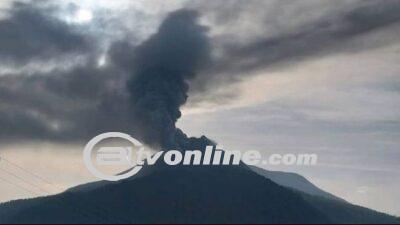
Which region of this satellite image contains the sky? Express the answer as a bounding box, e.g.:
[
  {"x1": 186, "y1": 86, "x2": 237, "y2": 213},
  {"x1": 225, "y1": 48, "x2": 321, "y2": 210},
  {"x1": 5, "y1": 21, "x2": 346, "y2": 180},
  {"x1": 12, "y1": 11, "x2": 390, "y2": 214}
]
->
[{"x1": 0, "y1": 0, "x2": 399, "y2": 216}]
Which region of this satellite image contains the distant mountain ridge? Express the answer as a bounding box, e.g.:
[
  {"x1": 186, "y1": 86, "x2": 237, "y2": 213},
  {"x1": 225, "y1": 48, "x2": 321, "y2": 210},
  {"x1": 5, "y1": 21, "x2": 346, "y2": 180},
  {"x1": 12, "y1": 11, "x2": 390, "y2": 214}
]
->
[
  {"x1": 0, "y1": 164, "x2": 398, "y2": 224},
  {"x1": 249, "y1": 166, "x2": 344, "y2": 201}
]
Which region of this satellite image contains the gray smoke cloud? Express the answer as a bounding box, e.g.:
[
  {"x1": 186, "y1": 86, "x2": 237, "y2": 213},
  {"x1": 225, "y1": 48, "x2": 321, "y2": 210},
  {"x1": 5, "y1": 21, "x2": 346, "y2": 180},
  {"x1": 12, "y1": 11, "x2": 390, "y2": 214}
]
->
[
  {"x1": 186, "y1": 0, "x2": 400, "y2": 98},
  {"x1": 125, "y1": 9, "x2": 214, "y2": 150},
  {"x1": 0, "y1": 4, "x2": 215, "y2": 150},
  {"x1": 214, "y1": 0, "x2": 400, "y2": 74},
  {"x1": 0, "y1": 1, "x2": 93, "y2": 65},
  {"x1": 0, "y1": 0, "x2": 399, "y2": 147}
]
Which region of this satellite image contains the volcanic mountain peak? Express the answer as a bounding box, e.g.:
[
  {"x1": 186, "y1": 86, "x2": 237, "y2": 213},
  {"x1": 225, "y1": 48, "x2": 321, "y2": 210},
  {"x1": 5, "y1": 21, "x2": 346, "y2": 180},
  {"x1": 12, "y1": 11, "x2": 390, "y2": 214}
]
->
[{"x1": 0, "y1": 164, "x2": 398, "y2": 224}]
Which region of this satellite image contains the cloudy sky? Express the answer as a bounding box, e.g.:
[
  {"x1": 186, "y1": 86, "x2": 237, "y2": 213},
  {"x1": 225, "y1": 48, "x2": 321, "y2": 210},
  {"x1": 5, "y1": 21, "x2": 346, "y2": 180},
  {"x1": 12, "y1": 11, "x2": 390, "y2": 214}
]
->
[{"x1": 0, "y1": 0, "x2": 399, "y2": 216}]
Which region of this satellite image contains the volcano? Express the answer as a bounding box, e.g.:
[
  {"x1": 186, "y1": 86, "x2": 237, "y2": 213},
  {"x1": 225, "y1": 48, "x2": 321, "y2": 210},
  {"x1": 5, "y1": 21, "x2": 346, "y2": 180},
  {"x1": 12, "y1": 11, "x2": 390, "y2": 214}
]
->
[
  {"x1": 1, "y1": 6, "x2": 399, "y2": 225},
  {"x1": 0, "y1": 163, "x2": 398, "y2": 224}
]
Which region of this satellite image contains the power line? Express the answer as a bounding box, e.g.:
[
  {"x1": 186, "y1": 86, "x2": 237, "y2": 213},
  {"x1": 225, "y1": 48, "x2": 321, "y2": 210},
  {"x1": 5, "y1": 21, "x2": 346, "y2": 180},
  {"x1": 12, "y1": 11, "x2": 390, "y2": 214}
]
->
[
  {"x1": 0, "y1": 167, "x2": 50, "y2": 195},
  {"x1": 0, "y1": 156, "x2": 132, "y2": 224},
  {"x1": 0, "y1": 157, "x2": 107, "y2": 223},
  {"x1": 0, "y1": 168, "x2": 102, "y2": 223},
  {"x1": 0, "y1": 175, "x2": 39, "y2": 197},
  {"x1": 0, "y1": 157, "x2": 57, "y2": 187}
]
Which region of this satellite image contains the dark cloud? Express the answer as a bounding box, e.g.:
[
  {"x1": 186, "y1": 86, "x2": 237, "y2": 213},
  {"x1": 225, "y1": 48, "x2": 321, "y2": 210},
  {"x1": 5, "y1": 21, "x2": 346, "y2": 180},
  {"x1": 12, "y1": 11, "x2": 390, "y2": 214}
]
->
[
  {"x1": 0, "y1": 62, "x2": 130, "y2": 142},
  {"x1": 0, "y1": 1, "x2": 93, "y2": 65},
  {"x1": 0, "y1": 1, "x2": 399, "y2": 146},
  {"x1": 209, "y1": 1, "x2": 400, "y2": 76},
  {"x1": 0, "y1": 1, "x2": 121, "y2": 143},
  {"x1": 0, "y1": 6, "x2": 214, "y2": 149}
]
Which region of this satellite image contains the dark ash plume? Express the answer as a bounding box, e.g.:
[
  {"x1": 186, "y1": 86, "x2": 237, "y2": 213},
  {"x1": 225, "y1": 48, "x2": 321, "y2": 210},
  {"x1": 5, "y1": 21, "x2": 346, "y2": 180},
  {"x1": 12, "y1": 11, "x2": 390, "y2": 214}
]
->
[{"x1": 127, "y1": 9, "x2": 214, "y2": 150}]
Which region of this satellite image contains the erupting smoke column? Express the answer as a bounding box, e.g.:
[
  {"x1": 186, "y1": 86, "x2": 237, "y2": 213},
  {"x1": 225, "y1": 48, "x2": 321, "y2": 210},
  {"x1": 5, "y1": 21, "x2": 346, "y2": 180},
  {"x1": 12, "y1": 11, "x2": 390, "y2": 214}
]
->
[{"x1": 128, "y1": 10, "x2": 214, "y2": 151}]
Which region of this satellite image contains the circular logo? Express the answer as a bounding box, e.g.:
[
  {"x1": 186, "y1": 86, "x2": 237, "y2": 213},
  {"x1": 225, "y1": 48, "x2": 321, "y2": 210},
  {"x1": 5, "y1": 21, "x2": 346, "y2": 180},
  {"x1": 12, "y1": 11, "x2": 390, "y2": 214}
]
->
[{"x1": 83, "y1": 132, "x2": 143, "y2": 181}]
